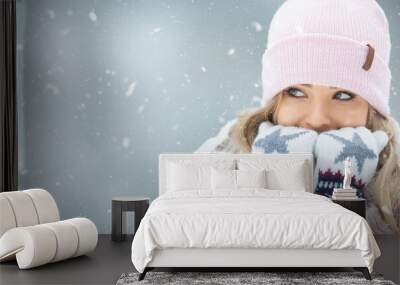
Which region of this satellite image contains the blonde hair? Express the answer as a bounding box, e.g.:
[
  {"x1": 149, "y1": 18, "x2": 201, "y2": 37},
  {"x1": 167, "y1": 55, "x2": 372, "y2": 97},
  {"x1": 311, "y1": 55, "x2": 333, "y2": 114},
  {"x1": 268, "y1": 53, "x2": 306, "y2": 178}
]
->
[{"x1": 226, "y1": 91, "x2": 400, "y2": 233}]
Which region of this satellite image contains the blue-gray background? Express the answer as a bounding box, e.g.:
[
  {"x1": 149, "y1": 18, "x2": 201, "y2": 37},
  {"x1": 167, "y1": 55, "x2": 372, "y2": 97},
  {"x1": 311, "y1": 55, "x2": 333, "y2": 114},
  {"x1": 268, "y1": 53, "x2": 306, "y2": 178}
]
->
[{"x1": 16, "y1": 0, "x2": 400, "y2": 233}]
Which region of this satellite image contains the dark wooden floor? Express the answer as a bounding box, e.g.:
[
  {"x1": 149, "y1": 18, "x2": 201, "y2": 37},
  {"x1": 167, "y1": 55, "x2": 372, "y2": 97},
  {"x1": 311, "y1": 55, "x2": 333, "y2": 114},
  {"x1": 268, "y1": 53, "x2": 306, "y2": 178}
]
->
[
  {"x1": 1, "y1": 234, "x2": 399, "y2": 285},
  {"x1": 0, "y1": 235, "x2": 134, "y2": 285}
]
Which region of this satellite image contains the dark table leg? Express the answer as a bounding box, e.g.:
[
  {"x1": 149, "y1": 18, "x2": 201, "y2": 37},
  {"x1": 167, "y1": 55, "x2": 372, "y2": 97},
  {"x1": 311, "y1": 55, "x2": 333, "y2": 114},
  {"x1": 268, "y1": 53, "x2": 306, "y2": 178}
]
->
[{"x1": 112, "y1": 201, "x2": 125, "y2": 242}]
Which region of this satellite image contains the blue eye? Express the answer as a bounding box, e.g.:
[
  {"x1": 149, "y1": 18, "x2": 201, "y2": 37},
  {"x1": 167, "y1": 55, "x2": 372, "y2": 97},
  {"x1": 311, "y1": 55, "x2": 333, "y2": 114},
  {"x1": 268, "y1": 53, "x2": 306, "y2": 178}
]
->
[
  {"x1": 286, "y1": 88, "x2": 305, "y2": 98},
  {"x1": 335, "y1": 92, "x2": 354, "y2": 101}
]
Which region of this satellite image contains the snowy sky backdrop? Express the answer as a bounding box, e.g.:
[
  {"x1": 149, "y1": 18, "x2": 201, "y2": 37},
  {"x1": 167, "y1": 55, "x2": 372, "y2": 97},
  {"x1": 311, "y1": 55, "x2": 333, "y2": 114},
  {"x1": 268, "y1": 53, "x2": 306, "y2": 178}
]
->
[{"x1": 16, "y1": 0, "x2": 400, "y2": 233}]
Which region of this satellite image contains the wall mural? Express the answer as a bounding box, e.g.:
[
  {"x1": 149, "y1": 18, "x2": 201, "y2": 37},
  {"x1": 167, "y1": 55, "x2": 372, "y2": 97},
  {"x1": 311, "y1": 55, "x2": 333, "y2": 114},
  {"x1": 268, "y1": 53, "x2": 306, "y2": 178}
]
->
[{"x1": 17, "y1": 0, "x2": 400, "y2": 234}]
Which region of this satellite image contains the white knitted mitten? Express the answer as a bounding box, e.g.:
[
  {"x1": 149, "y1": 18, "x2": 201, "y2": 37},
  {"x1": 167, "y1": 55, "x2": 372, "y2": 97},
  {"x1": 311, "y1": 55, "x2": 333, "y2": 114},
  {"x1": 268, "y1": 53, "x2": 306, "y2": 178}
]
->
[
  {"x1": 313, "y1": 127, "x2": 389, "y2": 198},
  {"x1": 252, "y1": 121, "x2": 318, "y2": 154}
]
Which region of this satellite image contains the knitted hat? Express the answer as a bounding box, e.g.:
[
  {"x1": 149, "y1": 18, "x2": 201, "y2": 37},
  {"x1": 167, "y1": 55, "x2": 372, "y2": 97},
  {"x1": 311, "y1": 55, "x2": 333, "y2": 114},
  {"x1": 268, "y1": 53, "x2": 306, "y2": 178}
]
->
[{"x1": 261, "y1": 0, "x2": 392, "y2": 117}]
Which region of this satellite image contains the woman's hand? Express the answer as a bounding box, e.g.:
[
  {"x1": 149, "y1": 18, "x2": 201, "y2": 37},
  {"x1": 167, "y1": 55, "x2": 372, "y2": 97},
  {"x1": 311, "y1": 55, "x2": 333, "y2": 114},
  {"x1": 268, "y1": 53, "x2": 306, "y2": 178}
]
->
[
  {"x1": 313, "y1": 126, "x2": 389, "y2": 197},
  {"x1": 252, "y1": 121, "x2": 318, "y2": 154}
]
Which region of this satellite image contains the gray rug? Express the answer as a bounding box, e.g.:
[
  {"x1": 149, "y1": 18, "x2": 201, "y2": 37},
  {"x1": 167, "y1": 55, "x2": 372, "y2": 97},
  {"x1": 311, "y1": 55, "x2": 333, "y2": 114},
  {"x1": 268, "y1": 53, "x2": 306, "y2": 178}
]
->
[{"x1": 116, "y1": 271, "x2": 397, "y2": 285}]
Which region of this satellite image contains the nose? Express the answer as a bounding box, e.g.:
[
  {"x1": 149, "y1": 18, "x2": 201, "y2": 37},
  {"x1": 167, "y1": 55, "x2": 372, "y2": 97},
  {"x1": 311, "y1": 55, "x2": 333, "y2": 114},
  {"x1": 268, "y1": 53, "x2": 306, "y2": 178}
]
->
[{"x1": 302, "y1": 104, "x2": 333, "y2": 133}]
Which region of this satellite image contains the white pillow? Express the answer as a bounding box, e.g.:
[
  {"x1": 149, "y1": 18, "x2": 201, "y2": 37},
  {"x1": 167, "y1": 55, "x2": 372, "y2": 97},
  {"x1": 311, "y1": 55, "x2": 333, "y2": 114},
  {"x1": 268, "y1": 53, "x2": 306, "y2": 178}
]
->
[
  {"x1": 265, "y1": 165, "x2": 307, "y2": 191},
  {"x1": 237, "y1": 158, "x2": 309, "y2": 191},
  {"x1": 211, "y1": 168, "x2": 268, "y2": 190},
  {"x1": 167, "y1": 162, "x2": 211, "y2": 191},
  {"x1": 236, "y1": 169, "x2": 267, "y2": 189},
  {"x1": 211, "y1": 168, "x2": 236, "y2": 190}
]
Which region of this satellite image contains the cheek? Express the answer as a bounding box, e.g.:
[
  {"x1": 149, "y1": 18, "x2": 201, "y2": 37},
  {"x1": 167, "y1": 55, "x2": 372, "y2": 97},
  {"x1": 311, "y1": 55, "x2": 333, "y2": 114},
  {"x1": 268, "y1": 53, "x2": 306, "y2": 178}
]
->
[
  {"x1": 276, "y1": 103, "x2": 304, "y2": 125},
  {"x1": 331, "y1": 107, "x2": 368, "y2": 127},
  {"x1": 330, "y1": 98, "x2": 369, "y2": 127}
]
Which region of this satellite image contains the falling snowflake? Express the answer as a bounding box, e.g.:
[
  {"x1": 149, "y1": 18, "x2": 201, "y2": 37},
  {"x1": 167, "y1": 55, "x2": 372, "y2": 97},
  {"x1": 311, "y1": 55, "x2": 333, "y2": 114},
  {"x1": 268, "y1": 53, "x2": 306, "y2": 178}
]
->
[
  {"x1": 89, "y1": 10, "x2": 97, "y2": 22},
  {"x1": 200, "y1": 66, "x2": 207, "y2": 72},
  {"x1": 137, "y1": 105, "x2": 145, "y2": 113},
  {"x1": 251, "y1": 21, "x2": 263, "y2": 32},
  {"x1": 126, "y1": 81, "x2": 137, "y2": 97},
  {"x1": 183, "y1": 73, "x2": 191, "y2": 83},
  {"x1": 251, "y1": 96, "x2": 262, "y2": 104},
  {"x1": 227, "y1": 48, "x2": 235, "y2": 56},
  {"x1": 149, "y1": 27, "x2": 162, "y2": 35},
  {"x1": 45, "y1": 83, "x2": 60, "y2": 95},
  {"x1": 391, "y1": 86, "x2": 398, "y2": 97},
  {"x1": 77, "y1": 103, "x2": 86, "y2": 111},
  {"x1": 247, "y1": 48, "x2": 255, "y2": 56},
  {"x1": 47, "y1": 9, "x2": 56, "y2": 19},
  {"x1": 59, "y1": 28, "x2": 70, "y2": 37},
  {"x1": 122, "y1": 137, "x2": 131, "y2": 148}
]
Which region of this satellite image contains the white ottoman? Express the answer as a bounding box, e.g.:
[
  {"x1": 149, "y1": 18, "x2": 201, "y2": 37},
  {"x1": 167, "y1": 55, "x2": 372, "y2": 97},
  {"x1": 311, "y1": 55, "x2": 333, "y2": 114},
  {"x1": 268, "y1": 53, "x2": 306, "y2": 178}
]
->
[{"x1": 0, "y1": 189, "x2": 98, "y2": 269}]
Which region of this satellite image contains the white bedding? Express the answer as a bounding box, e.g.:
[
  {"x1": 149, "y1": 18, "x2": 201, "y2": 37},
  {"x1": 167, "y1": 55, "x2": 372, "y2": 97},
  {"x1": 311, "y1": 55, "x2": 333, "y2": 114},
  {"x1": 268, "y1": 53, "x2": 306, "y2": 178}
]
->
[{"x1": 131, "y1": 189, "x2": 380, "y2": 273}]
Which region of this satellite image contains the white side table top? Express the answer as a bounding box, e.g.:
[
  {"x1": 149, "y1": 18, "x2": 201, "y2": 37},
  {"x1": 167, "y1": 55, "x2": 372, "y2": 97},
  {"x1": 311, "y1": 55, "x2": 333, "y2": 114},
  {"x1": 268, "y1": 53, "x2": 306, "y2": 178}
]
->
[{"x1": 112, "y1": 196, "x2": 149, "y2": 202}]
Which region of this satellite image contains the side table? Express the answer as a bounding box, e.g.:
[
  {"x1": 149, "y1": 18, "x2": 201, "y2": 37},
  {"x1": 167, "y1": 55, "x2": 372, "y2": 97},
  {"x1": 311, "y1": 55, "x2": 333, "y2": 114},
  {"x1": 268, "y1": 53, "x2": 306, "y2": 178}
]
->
[
  {"x1": 331, "y1": 198, "x2": 366, "y2": 218},
  {"x1": 112, "y1": 196, "x2": 150, "y2": 242}
]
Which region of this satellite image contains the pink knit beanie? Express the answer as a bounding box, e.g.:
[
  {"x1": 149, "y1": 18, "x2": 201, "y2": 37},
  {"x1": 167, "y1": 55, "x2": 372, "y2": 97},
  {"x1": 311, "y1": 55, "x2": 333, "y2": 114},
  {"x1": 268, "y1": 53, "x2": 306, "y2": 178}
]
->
[{"x1": 261, "y1": 0, "x2": 392, "y2": 117}]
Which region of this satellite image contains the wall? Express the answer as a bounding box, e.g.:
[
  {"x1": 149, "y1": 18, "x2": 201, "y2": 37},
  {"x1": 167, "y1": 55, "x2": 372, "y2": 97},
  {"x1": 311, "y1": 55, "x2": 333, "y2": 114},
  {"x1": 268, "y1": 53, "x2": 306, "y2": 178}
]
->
[{"x1": 16, "y1": 0, "x2": 400, "y2": 233}]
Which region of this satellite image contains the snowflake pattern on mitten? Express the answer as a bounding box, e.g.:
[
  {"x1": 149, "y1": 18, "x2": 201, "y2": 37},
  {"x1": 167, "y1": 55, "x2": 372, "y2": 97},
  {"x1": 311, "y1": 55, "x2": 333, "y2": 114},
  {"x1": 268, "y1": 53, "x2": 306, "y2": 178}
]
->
[
  {"x1": 252, "y1": 121, "x2": 318, "y2": 154},
  {"x1": 313, "y1": 127, "x2": 388, "y2": 198},
  {"x1": 315, "y1": 168, "x2": 366, "y2": 198}
]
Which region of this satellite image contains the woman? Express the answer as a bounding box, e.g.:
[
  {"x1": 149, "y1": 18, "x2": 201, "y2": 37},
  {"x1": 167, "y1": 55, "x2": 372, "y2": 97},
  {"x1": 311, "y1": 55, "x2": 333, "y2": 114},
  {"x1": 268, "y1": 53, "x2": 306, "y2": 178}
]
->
[{"x1": 196, "y1": 0, "x2": 400, "y2": 235}]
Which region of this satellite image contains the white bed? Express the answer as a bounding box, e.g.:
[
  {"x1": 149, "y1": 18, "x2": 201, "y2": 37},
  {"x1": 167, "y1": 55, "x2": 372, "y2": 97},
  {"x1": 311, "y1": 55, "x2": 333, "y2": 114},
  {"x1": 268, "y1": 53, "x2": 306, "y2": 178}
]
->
[{"x1": 131, "y1": 153, "x2": 380, "y2": 281}]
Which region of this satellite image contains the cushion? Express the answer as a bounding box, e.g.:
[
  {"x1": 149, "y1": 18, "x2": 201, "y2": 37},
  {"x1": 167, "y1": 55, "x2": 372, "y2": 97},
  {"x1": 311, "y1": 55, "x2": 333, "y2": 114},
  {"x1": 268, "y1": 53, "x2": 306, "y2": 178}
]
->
[
  {"x1": 237, "y1": 158, "x2": 308, "y2": 191},
  {"x1": 266, "y1": 167, "x2": 307, "y2": 191},
  {"x1": 0, "y1": 218, "x2": 97, "y2": 269},
  {"x1": 24, "y1": 189, "x2": 60, "y2": 223},
  {"x1": 211, "y1": 168, "x2": 236, "y2": 190},
  {"x1": 167, "y1": 162, "x2": 211, "y2": 191},
  {"x1": 0, "y1": 196, "x2": 16, "y2": 237},
  {"x1": 236, "y1": 169, "x2": 267, "y2": 189},
  {"x1": 211, "y1": 168, "x2": 268, "y2": 190},
  {"x1": 0, "y1": 192, "x2": 39, "y2": 227},
  {"x1": 166, "y1": 159, "x2": 236, "y2": 192}
]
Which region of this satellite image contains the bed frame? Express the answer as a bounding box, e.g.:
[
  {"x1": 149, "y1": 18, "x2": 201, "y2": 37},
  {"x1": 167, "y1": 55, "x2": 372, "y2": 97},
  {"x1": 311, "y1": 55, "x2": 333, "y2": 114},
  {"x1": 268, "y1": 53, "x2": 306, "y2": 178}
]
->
[{"x1": 138, "y1": 153, "x2": 372, "y2": 281}]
